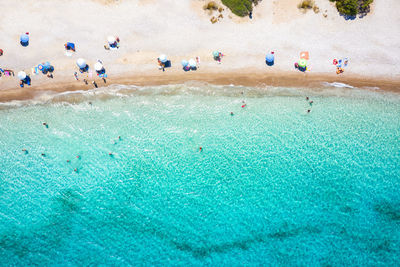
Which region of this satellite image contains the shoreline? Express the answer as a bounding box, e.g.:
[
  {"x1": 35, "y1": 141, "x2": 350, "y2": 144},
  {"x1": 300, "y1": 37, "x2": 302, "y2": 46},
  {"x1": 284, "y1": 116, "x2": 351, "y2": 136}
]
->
[{"x1": 1, "y1": 71, "x2": 400, "y2": 103}]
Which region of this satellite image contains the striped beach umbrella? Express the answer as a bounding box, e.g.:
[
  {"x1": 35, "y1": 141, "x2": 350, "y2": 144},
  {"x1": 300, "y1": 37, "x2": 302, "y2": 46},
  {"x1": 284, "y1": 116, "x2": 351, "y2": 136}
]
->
[{"x1": 298, "y1": 59, "x2": 307, "y2": 68}]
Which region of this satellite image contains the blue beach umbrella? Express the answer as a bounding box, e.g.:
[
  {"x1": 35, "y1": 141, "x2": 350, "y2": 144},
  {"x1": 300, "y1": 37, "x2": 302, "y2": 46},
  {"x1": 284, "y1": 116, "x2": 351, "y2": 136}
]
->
[
  {"x1": 43, "y1": 61, "x2": 51, "y2": 70},
  {"x1": 213, "y1": 51, "x2": 219, "y2": 57},
  {"x1": 181, "y1": 60, "x2": 188, "y2": 67},
  {"x1": 265, "y1": 53, "x2": 274, "y2": 63},
  {"x1": 20, "y1": 34, "x2": 29, "y2": 46}
]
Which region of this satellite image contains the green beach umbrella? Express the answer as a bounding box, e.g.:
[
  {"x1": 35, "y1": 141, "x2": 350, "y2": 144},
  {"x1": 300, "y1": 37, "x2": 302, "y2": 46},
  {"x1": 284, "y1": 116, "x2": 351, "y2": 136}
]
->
[
  {"x1": 213, "y1": 51, "x2": 219, "y2": 57},
  {"x1": 298, "y1": 59, "x2": 307, "y2": 68}
]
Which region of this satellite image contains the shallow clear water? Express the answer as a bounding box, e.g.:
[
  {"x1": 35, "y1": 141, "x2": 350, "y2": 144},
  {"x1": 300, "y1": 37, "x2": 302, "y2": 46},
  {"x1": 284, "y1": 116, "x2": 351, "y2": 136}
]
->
[{"x1": 0, "y1": 84, "x2": 399, "y2": 266}]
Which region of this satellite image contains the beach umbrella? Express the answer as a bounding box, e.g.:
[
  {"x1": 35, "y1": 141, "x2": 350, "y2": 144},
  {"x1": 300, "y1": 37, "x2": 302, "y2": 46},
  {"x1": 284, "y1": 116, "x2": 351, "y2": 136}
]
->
[
  {"x1": 18, "y1": 71, "x2": 27, "y2": 80},
  {"x1": 188, "y1": 59, "x2": 197, "y2": 68},
  {"x1": 265, "y1": 53, "x2": 274, "y2": 63},
  {"x1": 181, "y1": 60, "x2": 188, "y2": 67},
  {"x1": 43, "y1": 62, "x2": 51, "y2": 70},
  {"x1": 76, "y1": 58, "x2": 87, "y2": 68},
  {"x1": 107, "y1": 36, "x2": 116, "y2": 44},
  {"x1": 20, "y1": 34, "x2": 29, "y2": 43},
  {"x1": 213, "y1": 51, "x2": 219, "y2": 57},
  {"x1": 159, "y1": 54, "x2": 167, "y2": 63},
  {"x1": 298, "y1": 59, "x2": 307, "y2": 68},
  {"x1": 66, "y1": 42, "x2": 75, "y2": 51},
  {"x1": 38, "y1": 64, "x2": 44, "y2": 71},
  {"x1": 94, "y1": 62, "x2": 104, "y2": 71}
]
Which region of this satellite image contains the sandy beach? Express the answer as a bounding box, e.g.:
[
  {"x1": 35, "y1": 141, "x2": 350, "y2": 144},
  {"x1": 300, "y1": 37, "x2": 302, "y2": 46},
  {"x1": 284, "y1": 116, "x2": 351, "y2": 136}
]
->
[{"x1": 0, "y1": 0, "x2": 399, "y2": 100}]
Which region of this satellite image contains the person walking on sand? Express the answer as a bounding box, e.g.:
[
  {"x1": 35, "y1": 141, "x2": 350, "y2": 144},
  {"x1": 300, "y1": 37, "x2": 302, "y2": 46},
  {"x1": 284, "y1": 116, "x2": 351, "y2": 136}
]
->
[
  {"x1": 92, "y1": 81, "x2": 98, "y2": 88},
  {"x1": 74, "y1": 72, "x2": 79, "y2": 80}
]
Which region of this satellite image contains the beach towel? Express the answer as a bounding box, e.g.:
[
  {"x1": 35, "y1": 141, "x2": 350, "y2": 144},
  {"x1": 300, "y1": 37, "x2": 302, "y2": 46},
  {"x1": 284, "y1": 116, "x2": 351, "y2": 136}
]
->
[
  {"x1": 343, "y1": 58, "x2": 349, "y2": 67},
  {"x1": 300, "y1": 51, "x2": 309, "y2": 60},
  {"x1": 99, "y1": 74, "x2": 108, "y2": 78},
  {"x1": 31, "y1": 66, "x2": 39, "y2": 75}
]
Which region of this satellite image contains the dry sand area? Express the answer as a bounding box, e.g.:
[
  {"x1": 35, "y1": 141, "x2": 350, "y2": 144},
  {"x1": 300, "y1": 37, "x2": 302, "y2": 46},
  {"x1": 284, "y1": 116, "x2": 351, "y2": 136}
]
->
[{"x1": 0, "y1": 0, "x2": 399, "y2": 99}]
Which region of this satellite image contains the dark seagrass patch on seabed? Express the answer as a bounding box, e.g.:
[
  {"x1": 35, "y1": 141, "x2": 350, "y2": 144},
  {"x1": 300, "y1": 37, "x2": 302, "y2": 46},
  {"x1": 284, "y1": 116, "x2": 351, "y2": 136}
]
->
[{"x1": 374, "y1": 201, "x2": 400, "y2": 221}]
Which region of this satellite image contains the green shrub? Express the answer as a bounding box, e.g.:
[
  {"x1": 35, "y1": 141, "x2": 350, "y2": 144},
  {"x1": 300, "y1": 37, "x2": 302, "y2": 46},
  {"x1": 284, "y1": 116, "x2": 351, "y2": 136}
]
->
[
  {"x1": 336, "y1": 0, "x2": 358, "y2": 16},
  {"x1": 331, "y1": 0, "x2": 374, "y2": 16},
  {"x1": 203, "y1": 1, "x2": 219, "y2": 11},
  {"x1": 298, "y1": 0, "x2": 314, "y2": 9},
  {"x1": 221, "y1": 0, "x2": 259, "y2": 17}
]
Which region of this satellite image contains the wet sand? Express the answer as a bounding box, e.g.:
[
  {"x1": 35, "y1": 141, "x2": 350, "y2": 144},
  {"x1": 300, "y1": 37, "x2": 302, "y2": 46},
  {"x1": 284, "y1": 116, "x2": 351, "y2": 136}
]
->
[{"x1": 1, "y1": 70, "x2": 399, "y2": 102}]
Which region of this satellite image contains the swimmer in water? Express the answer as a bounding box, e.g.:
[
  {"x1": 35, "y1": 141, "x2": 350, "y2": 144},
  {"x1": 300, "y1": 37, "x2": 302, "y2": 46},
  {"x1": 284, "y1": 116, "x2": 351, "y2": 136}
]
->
[
  {"x1": 307, "y1": 109, "x2": 311, "y2": 113},
  {"x1": 109, "y1": 152, "x2": 113, "y2": 156},
  {"x1": 43, "y1": 122, "x2": 48, "y2": 128},
  {"x1": 306, "y1": 96, "x2": 309, "y2": 101},
  {"x1": 67, "y1": 160, "x2": 70, "y2": 163},
  {"x1": 118, "y1": 136, "x2": 121, "y2": 140},
  {"x1": 241, "y1": 104, "x2": 247, "y2": 108},
  {"x1": 41, "y1": 153, "x2": 46, "y2": 157},
  {"x1": 230, "y1": 112, "x2": 234, "y2": 116},
  {"x1": 76, "y1": 155, "x2": 81, "y2": 159},
  {"x1": 309, "y1": 100, "x2": 313, "y2": 106},
  {"x1": 22, "y1": 148, "x2": 28, "y2": 153},
  {"x1": 74, "y1": 168, "x2": 77, "y2": 172},
  {"x1": 199, "y1": 147, "x2": 203, "y2": 152}
]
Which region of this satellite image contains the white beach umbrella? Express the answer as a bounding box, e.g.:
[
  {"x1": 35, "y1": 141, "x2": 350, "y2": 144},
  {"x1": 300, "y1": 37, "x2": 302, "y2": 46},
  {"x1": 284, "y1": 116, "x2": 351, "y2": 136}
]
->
[
  {"x1": 107, "y1": 36, "x2": 116, "y2": 44},
  {"x1": 189, "y1": 59, "x2": 197, "y2": 68},
  {"x1": 94, "y1": 62, "x2": 104, "y2": 71},
  {"x1": 76, "y1": 58, "x2": 87, "y2": 68},
  {"x1": 159, "y1": 54, "x2": 167, "y2": 63},
  {"x1": 18, "y1": 71, "x2": 27, "y2": 80}
]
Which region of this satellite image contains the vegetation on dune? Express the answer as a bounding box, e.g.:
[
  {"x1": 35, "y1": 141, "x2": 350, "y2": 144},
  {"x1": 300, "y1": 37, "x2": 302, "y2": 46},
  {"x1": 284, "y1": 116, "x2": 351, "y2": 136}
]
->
[
  {"x1": 298, "y1": 0, "x2": 314, "y2": 9},
  {"x1": 203, "y1": 1, "x2": 219, "y2": 11},
  {"x1": 330, "y1": 0, "x2": 373, "y2": 16},
  {"x1": 221, "y1": 0, "x2": 261, "y2": 17},
  {"x1": 297, "y1": 0, "x2": 320, "y2": 13}
]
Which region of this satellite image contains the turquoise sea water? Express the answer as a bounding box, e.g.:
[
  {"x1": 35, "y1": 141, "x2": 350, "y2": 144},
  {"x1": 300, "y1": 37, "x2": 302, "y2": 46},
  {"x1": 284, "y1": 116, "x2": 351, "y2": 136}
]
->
[{"x1": 0, "y1": 84, "x2": 399, "y2": 266}]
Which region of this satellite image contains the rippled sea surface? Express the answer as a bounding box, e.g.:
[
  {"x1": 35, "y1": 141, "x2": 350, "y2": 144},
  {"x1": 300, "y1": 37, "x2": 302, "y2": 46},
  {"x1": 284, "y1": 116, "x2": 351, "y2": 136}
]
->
[{"x1": 0, "y1": 84, "x2": 399, "y2": 266}]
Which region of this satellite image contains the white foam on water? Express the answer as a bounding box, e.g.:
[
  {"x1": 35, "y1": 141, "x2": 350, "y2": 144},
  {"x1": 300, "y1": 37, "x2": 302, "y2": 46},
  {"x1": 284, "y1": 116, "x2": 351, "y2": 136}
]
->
[
  {"x1": 323, "y1": 82, "x2": 355, "y2": 88},
  {"x1": 0, "y1": 83, "x2": 398, "y2": 110}
]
